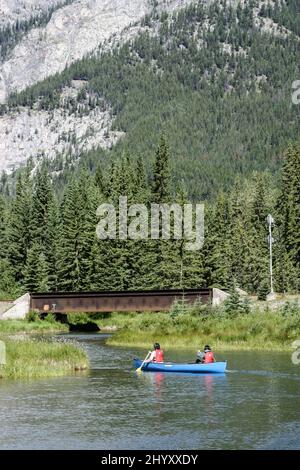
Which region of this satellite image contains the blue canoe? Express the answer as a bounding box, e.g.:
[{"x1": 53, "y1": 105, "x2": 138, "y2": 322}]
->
[{"x1": 134, "y1": 358, "x2": 227, "y2": 374}]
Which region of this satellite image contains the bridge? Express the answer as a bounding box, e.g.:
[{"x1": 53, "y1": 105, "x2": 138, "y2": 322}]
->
[{"x1": 30, "y1": 288, "x2": 216, "y2": 314}]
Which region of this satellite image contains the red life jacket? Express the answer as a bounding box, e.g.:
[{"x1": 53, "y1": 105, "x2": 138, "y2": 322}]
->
[
  {"x1": 203, "y1": 351, "x2": 214, "y2": 363},
  {"x1": 154, "y1": 349, "x2": 164, "y2": 363}
]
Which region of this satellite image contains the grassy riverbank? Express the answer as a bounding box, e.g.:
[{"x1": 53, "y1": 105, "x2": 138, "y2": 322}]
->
[
  {"x1": 0, "y1": 337, "x2": 88, "y2": 379},
  {"x1": 0, "y1": 315, "x2": 88, "y2": 379},
  {"x1": 102, "y1": 307, "x2": 300, "y2": 351},
  {"x1": 0, "y1": 317, "x2": 69, "y2": 335}
]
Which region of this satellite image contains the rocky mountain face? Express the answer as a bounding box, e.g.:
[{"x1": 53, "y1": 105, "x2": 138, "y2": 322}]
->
[
  {"x1": 0, "y1": 0, "x2": 194, "y2": 102},
  {"x1": 0, "y1": 0, "x2": 61, "y2": 26},
  {"x1": 0, "y1": 0, "x2": 298, "y2": 181},
  {"x1": 0, "y1": 81, "x2": 124, "y2": 174},
  {"x1": 0, "y1": 0, "x2": 196, "y2": 174}
]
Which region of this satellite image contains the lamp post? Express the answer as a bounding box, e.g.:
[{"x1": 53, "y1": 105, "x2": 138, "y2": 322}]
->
[{"x1": 267, "y1": 214, "x2": 275, "y2": 295}]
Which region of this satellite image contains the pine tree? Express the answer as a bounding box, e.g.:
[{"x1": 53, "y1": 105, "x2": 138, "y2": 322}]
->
[
  {"x1": 257, "y1": 277, "x2": 269, "y2": 301},
  {"x1": 276, "y1": 144, "x2": 300, "y2": 290},
  {"x1": 127, "y1": 156, "x2": 153, "y2": 289},
  {"x1": 46, "y1": 197, "x2": 60, "y2": 291},
  {"x1": 152, "y1": 134, "x2": 172, "y2": 204},
  {"x1": 36, "y1": 252, "x2": 50, "y2": 292},
  {"x1": 134, "y1": 156, "x2": 150, "y2": 203},
  {"x1": 93, "y1": 155, "x2": 136, "y2": 290},
  {"x1": 94, "y1": 165, "x2": 107, "y2": 196},
  {"x1": 227, "y1": 178, "x2": 248, "y2": 288},
  {"x1": 23, "y1": 243, "x2": 43, "y2": 292},
  {"x1": 57, "y1": 179, "x2": 82, "y2": 291},
  {"x1": 30, "y1": 166, "x2": 55, "y2": 248},
  {"x1": 224, "y1": 282, "x2": 243, "y2": 314},
  {"x1": 0, "y1": 258, "x2": 19, "y2": 297},
  {"x1": 204, "y1": 193, "x2": 231, "y2": 289},
  {"x1": 0, "y1": 195, "x2": 7, "y2": 260},
  {"x1": 244, "y1": 173, "x2": 273, "y2": 293},
  {"x1": 142, "y1": 135, "x2": 174, "y2": 288},
  {"x1": 77, "y1": 171, "x2": 99, "y2": 290},
  {"x1": 7, "y1": 170, "x2": 33, "y2": 282}
]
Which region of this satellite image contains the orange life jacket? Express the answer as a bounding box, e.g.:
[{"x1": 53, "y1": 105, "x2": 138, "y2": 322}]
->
[
  {"x1": 154, "y1": 349, "x2": 164, "y2": 363},
  {"x1": 203, "y1": 351, "x2": 214, "y2": 363}
]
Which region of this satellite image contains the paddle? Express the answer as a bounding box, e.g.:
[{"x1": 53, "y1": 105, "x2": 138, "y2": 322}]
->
[{"x1": 136, "y1": 351, "x2": 151, "y2": 373}]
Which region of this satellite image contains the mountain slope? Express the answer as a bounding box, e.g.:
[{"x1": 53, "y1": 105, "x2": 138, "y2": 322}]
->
[
  {"x1": 1, "y1": 0, "x2": 300, "y2": 199},
  {"x1": 0, "y1": 0, "x2": 194, "y2": 102},
  {"x1": 0, "y1": 0, "x2": 62, "y2": 26}
]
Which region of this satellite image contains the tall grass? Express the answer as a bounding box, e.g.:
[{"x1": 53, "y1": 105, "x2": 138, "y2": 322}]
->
[
  {"x1": 0, "y1": 317, "x2": 69, "y2": 334},
  {"x1": 0, "y1": 315, "x2": 88, "y2": 379},
  {"x1": 0, "y1": 337, "x2": 89, "y2": 379},
  {"x1": 103, "y1": 304, "x2": 300, "y2": 351}
]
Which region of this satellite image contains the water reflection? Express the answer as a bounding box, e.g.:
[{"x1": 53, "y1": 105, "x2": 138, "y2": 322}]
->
[
  {"x1": 135, "y1": 370, "x2": 227, "y2": 425},
  {"x1": 135, "y1": 371, "x2": 165, "y2": 394},
  {"x1": 0, "y1": 336, "x2": 299, "y2": 450},
  {"x1": 204, "y1": 374, "x2": 214, "y2": 402},
  {"x1": 136, "y1": 370, "x2": 226, "y2": 399}
]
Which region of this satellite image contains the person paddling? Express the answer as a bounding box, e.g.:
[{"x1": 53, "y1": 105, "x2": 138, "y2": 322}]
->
[
  {"x1": 145, "y1": 343, "x2": 164, "y2": 363},
  {"x1": 202, "y1": 345, "x2": 215, "y2": 363},
  {"x1": 195, "y1": 349, "x2": 204, "y2": 363},
  {"x1": 196, "y1": 345, "x2": 215, "y2": 363}
]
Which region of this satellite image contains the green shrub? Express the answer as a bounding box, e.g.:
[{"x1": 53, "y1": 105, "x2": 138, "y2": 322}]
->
[
  {"x1": 257, "y1": 279, "x2": 270, "y2": 301},
  {"x1": 27, "y1": 311, "x2": 40, "y2": 322},
  {"x1": 224, "y1": 285, "x2": 244, "y2": 314},
  {"x1": 170, "y1": 297, "x2": 190, "y2": 320},
  {"x1": 67, "y1": 312, "x2": 90, "y2": 324},
  {"x1": 44, "y1": 313, "x2": 57, "y2": 324},
  {"x1": 280, "y1": 300, "x2": 300, "y2": 317}
]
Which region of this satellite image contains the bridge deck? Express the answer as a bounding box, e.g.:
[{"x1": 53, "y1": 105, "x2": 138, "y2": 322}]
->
[{"x1": 30, "y1": 289, "x2": 212, "y2": 313}]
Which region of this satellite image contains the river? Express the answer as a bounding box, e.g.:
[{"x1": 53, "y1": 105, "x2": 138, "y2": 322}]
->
[{"x1": 0, "y1": 333, "x2": 299, "y2": 450}]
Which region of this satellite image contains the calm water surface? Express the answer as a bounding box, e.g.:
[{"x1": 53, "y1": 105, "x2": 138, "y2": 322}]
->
[{"x1": 0, "y1": 333, "x2": 299, "y2": 450}]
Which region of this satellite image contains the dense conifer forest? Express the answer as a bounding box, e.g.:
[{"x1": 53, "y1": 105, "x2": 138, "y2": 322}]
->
[
  {"x1": 0, "y1": 1, "x2": 299, "y2": 298},
  {"x1": 0, "y1": 137, "x2": 299, "y2": 298}
]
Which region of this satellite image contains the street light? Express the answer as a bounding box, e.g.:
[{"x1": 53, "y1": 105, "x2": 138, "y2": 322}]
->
[{"x1": 267, "y1": 214, "x2": 275, "y2": 294}]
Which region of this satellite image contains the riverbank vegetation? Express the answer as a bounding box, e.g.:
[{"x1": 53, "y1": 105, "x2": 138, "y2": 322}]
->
[
  {"x1": 0, "y1": 314, "x2": 89, "y2": 379},
  {"x1": 0, "y1": 315, "x2": 68, "y2": 335},
  {"x1": 102, "y1": 299, "x2": 300, "y2": 351},
  {"x1": 0, "y1": 337, "x2": 88, "y2": 379}
]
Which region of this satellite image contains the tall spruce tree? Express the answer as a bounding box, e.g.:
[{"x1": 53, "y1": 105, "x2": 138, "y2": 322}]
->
[
  {"x1": 142, "y1": 134, "x2": 175, "y2": 289},
  {"x1": 204, "y1": 193, "x2": 231, "y2": 289},
  {"x1": 30, "y1": 166, "x2": 55, "y2": 247},
  {"x1": 23, "y1": 243, "x2": 44, "y2": 292},
  {"x1": 78, "y1": 171, "x2": 99, "y2": 290},
  {"x1": 0, "y1": 195, "x2": 7, "y2": 260},
  {"x1": 46, "y1": 197, "x2": 61, "y2": 291},
  {"x1": 91, "y1": 155, "x2": 138, "y2": 290},
  {"x1": 7, "y1": 170, "x2": 33, "y2": 282},
  {"x1": 36, "y1": 252, "x2": 50, "y2": 292},
  {"x1": 57, "y1": 179, "x2": 82, "y2": 291},
  {"x1": 275, "y1": 144, "x2": 300, "y2": 291},
  {"x1": 244, "y1": 173, "x2": 273, "y2": 293},
  {"x1": 152, "y1": 134, "x2": 172, "y2": 204}
]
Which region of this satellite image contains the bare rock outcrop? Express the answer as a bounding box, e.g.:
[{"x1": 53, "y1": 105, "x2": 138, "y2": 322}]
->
[{"x1": 0, "y1": 0, "x2": 195, "y2": 102}]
